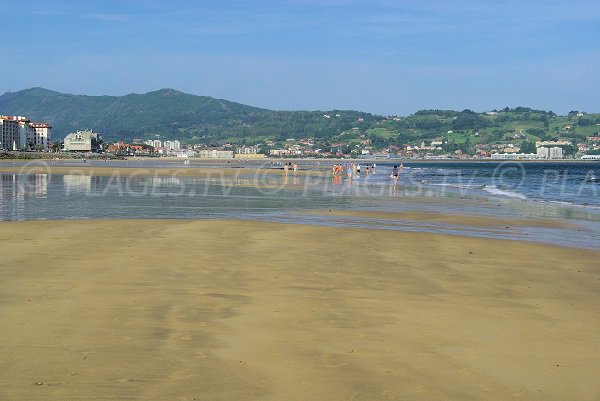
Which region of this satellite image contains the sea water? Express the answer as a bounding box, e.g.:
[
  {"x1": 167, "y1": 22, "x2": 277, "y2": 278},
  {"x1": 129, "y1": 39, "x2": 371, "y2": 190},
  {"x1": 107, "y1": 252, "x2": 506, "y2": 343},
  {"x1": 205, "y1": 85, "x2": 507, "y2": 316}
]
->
[{"x1": 1, "y1": 160, "x2": 599, "y2": 248}]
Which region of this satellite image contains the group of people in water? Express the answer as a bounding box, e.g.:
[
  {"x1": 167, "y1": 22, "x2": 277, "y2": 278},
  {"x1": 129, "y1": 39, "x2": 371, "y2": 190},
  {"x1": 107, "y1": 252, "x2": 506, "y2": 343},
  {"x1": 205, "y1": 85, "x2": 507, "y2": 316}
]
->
[
  {"x1": 283, "y1": 162, "x2": 298, "y2": 176},
  {"x1": 331, "y1": 162, "x2": 404, "y2": 189},
  {"x1": 279, "y1": 160, "x2": 405, "y2": 191},
  {"x1": 331, "y1": 163, "x2": 379, "y2": 183}
]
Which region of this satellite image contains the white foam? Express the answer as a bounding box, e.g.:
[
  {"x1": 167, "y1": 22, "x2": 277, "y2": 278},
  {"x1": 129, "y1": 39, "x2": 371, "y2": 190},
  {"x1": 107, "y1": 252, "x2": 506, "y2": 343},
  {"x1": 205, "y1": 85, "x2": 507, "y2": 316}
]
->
[{"x1": 483, "y1": 185, "x2": 528, "y2": 199}]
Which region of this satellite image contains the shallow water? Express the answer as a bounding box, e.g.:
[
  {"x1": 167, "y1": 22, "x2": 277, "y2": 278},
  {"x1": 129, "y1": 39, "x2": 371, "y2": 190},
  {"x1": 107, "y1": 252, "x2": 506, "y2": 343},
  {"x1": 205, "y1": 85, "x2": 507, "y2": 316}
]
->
[{"x1": 2, "y1": 165, "x2": 600, "y2": 249}]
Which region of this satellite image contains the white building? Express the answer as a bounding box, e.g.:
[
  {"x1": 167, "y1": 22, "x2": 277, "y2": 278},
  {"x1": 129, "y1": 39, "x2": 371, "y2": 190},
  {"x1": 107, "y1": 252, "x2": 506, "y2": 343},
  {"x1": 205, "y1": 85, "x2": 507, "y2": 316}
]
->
[
  {"x1": 1, "y1": 116, "x2": 52, "y2": 150},
  {"x1": 63, "y1": 129, "x2": 102, "y2": 152},
  {"x1": 163, "y1": 140, "x2": 182, "y2": 150},
  {"x1": 196, "y1": 149, "x2": 234, "y2": 159},
  {"x1": 536, "y1": 147, "x2": 549, "y2": 159},
  {"x1": 29, "y1": 122, "x2": 52, "y2": 150},
  {"x1": 549, "y1": 146, "x2": 563, "y2": 159},
  {"x1": 537, "y1": 146, "x2": 564, "y2": 159},
  {"x1": 490, "y1": 153, "x2": 538, "y2": 160},
  {"x1": 176, "y1": 150, "x2": 196, "y2": 158},
  {"x1": 0, "y1": 116, "x2": 20, "y2": 150},
  {"x1": 18, "y1": 118, "x2": 33, "y2": 149},
  {"x1": 236, "y1": 146, "x2": 258, "y2": 155}
]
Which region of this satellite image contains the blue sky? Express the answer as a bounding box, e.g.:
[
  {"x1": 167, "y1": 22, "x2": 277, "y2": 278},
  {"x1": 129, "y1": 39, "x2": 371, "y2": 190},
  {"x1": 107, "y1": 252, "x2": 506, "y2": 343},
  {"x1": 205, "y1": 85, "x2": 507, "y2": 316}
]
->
[{"x1": 1, "y1": 0, "x2": 599, "y2": 114}]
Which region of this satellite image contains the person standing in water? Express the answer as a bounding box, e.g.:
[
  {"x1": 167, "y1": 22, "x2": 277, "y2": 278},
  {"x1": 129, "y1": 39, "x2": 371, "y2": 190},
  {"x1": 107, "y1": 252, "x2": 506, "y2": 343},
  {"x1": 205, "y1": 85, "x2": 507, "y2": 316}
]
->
[{"x1": 391, "y1": 165, "x2": 399, "y2": 192}]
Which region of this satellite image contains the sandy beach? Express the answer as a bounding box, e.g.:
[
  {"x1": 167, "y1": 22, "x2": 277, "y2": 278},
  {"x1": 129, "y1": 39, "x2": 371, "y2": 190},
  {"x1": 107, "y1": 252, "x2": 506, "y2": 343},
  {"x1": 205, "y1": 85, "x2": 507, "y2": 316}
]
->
[{"x1": 1, "y1": 219, "x2": 599, "y2": 401}]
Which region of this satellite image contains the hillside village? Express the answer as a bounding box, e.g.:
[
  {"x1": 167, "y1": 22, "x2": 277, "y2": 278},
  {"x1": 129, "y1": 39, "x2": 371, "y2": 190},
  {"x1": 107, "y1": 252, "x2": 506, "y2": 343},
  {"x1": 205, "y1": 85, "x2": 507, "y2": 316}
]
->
[{"x1": 2, "y1": 95, "x2": 600, "y2": 160}]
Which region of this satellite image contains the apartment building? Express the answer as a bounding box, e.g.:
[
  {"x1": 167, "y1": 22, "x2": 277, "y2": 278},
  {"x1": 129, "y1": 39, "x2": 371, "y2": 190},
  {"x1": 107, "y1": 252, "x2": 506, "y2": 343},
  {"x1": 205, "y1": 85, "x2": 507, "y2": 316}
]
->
[
  {"x1": 29, "y1": 122, "x2": 52, "y2": 149},
  {"x1": 1, "y1": 115, "x2": 53, "y2": 150},
  {"x1": 0, "y1": 116, "x2": 20, "y2": 149}
]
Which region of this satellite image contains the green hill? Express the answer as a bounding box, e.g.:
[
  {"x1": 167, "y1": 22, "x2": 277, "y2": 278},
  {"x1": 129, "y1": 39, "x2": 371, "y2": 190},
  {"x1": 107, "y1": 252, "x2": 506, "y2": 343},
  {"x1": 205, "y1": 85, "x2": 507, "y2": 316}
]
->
[{"x1": 0, "y1": 88, "x2": 375, "y2": 142}]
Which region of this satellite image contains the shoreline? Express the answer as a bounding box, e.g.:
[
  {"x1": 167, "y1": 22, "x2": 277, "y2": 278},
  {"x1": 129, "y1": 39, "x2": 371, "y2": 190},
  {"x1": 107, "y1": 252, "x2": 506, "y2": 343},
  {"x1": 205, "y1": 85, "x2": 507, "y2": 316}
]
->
[
  {"x1": 0, "y1": 165, "x2": 323, "y2": 177},
  {"x1": 1, "y1": 219, "x2": 599, "y2": 400},
  {"x1": 2, "y1": 155, "x2": 600, "y2": 164}
]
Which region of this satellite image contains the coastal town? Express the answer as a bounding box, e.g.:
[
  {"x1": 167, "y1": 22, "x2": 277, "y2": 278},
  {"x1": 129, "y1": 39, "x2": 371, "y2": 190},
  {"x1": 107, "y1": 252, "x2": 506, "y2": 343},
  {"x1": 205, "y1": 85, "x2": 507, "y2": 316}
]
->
[{"x1": 2, "y1": 112, "x2": 600, "y2": 160}]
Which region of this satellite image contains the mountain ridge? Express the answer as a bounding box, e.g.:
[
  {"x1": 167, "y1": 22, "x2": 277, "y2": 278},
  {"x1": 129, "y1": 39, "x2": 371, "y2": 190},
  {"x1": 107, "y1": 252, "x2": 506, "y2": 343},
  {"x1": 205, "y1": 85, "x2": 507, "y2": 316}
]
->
[{"x1": 0, "y1": 87, "x2": 374, "y2": 142}]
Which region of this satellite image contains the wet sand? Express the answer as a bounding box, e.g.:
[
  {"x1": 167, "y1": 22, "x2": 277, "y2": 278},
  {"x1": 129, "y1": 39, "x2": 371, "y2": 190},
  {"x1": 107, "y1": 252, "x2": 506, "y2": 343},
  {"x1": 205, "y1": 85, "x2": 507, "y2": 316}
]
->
[
  {"x1": 1, "y1": 219, "x2": 599, "y2": 401},
  {"x1": 307, "y1": 209, "x2": 582, "y2": 229}
]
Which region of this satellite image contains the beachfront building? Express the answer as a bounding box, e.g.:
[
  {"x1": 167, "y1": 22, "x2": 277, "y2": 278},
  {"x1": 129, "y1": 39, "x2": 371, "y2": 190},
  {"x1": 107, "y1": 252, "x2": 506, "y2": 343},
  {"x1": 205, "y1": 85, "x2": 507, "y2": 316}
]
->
[
  {"x1": 490, "y1": 153, "x2": 538, "y2": 160},
  {"x1": 163, "y1": 140, "x2": 181, "y2": 150},
  {"x1": 1, "y1": 116, "x2": 21, "y2": 150},
  {"x1": 18, "y1": 118, "x2": 33, "y2": 149},
  {"x1": 236, "y1": 146, "x2": 258, "y2": 155},
  {"x1": 269, "y1": 149, "x2": 290, "y2": 157},
  {"x1": 196, "y1": 149, "x2": 234, "y2": 159},
  {"x1": 235, "y1": 146, "x2": 265, "y2": 159},
  {"x1": 63, "y1": 129, "x2": 103, "y2": 152},
  {"x1": 29, "y1": 122, "x2": 52, "y2": 150},
  {"x1": 537, "y1": 147, "x2": 549, "y2": 159},
  {"x1": 549, "y1": 147, "x2": 564, "y2": 159},
  {"x1": 537, "y1": 146, "x2": 563, "y2": 159},
  {"x1": 106, "y1": 141, "x2": 155, "y2": 156},
  {"x1": 1, "y1": 115, "x2": 53, "y2": 150},
  {"x1": 1, "y1": 115, "x2": 37, "y2": 150},
  {"x1": 176, "y1": 150, "x2": 196, "y2": 158},
  {"x1": 144, "y1": 139, "x2": 162, "y2": 149}
]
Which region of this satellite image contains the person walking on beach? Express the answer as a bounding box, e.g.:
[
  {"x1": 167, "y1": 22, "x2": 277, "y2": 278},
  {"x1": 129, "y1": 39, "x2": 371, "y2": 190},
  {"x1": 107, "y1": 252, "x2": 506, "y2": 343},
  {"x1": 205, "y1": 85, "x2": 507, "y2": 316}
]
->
[
  {"x1": 293, "y1": 162, "x2": 298, "y2": 176},
  {"x1": 356, "y1": 163, "x2": 361, "y2": 175},
  {"x1": 284, "y1": 162, "x2": 289, "y2": 176},
  {"x1": 391, "y1": 165, "x2": 399, "y2": 192},
  {"x1": 332, "y1": 164, "x2": 341, "y2": 185}
]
